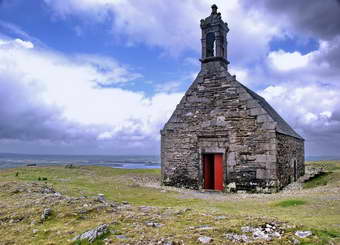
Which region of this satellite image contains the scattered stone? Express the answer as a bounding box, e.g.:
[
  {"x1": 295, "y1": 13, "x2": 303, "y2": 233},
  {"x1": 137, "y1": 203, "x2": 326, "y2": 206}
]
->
[
  {"x1": 41, "y1": 208, "x2": 52, "y2": 221},
  {"x1": 295, "y1": 230, "x2": 312, "y2": 238},
  {"x1": 198, "y1": 236, "x2": 213, "y2": 244},
  {"x1": 139, "y1": 206, "x2": 153, "y2": 212},
  {"x1": 54, "y1": 192, "x2": 62, "y2": 197},
  {"x1": 226, "y1": 233, "x2": 250, "y2": 243},
  {"x1": 145, "y1": 222, "x2": 164, "y2": 228},
  {"x1": 73, "y1": 224, "x2": 109, "y2": 243},
  {"x1": 232, "y1": 224, "x2": 283, "y2": 242},
  {"x1": 253, "y1": 228, "x2": 270, "y2": 240},
  {"x1": 175, "y1": 208, "x2": 191, "y2": 215},
  {"x1": 226, "y1": 182, "x2": 236, "y2": 192},
  {"x1": 241, "y1": 226, "x2": 254, "y2": 233},
  {"x1": 97, "y1": 194, "x2": 106, "y2": 203},
  {"x1": 104, "y1": 238, "x2": 112, "y2": 244},
  {"x1": 292, "y1": 237, "x2": 301, "y2": 244},
  {"x1": 122, "y1": 201, "x2": 129, "y2": 205},
  {"x1": 196, "y1": 225, "x2": 214, "y2": 230},
  {"x1": 32, "y1": 229, "x2": 38, "y2": 234},
  {"x1": 116, "y1": 235, "x2": 127, "y2": 239},
  {"x1": 215, "y1": 215, "x2": 226, "y2": 220},
  {"x1": 40, "y1": 186, "x2": 56, "y2": 194}
]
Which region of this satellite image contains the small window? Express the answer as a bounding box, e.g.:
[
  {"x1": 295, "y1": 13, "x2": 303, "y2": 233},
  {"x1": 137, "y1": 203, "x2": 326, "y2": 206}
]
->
[{"x1": 206, "y1": 32, "x2": 215, "y2": 57}]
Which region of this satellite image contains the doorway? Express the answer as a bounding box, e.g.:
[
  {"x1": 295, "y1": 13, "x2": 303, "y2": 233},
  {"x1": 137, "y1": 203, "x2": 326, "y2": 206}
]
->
[
  {"x1": 203, "y1": 153, "x2": 224, "y2": 190},
  {"x1": 293, "y1": 160, "x2": 297, "y2": 181}
]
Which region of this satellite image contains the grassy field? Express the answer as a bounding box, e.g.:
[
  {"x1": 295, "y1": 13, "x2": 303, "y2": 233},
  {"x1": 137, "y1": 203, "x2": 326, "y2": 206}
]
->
[{"x1": 0, "y1": 161, "x2": 339, "y2": 244}]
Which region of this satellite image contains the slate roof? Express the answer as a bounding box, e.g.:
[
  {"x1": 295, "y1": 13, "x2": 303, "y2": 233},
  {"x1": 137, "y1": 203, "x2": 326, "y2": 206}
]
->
[{"x1": 240, "y1": 84, "x2": 304, "y2": 140}]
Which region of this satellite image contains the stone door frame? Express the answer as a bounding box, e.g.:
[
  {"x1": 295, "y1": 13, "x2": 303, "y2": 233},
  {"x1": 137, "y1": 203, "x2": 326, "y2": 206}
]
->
[{"x1": 197, "y1": 136, "x2": 228, "y2": 190}]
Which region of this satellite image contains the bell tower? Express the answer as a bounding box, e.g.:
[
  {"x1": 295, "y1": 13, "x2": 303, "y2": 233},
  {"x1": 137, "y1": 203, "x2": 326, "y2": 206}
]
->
[{"x1": 200, "y1": 4, "x2": 229, "y2": 68}]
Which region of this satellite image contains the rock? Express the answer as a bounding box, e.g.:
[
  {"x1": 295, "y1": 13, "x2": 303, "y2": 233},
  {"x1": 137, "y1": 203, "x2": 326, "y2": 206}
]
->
[
  {"x1": 97, "y1": 194, "x2": 106, "y2": 203},
  {"x1": 295, "y1": 230, "x2": 312, "y2": 238},
  {"x1": 292, "y1": 237, "x2": 301, "y2": 244},
  {"x1": 215, "y1": 215, "x2": 226, "y2": 220},
  {"x1": 73, "y1": 224, "x2": 109, "y2": 243},
  {"x1": 40, "y1": 186, "x2": 56, "y2": 194},
  {"x1": 226, "y1": 233, "x2": 250, "y2": 243},
  {"x1": 116, "y1": 235, "x2": 127, "y2": 239},
  {"x1": 241, "y1": 226, "x2": 254, "y2": 233},
  {"x1": 196, "y1": 225, "x2": 214, "y2": 230},
  {"x1": 198, "y1": 236, "x2": 213, "y2": 244},
  {"x1": 145, "y1": 222, "x2": 163, "y2": 228},
  {"x1": 253, "y1": 228, "x2": 270, "y2": 240},
  {"x1": 272, "y1": 231, "x2": 281, "y2": 238},
  {"x1": 32, "y1": 229, "x2": 38, "y2": 234},
  {"x1": 54, "y1": 192, "x2": 62, "y2": 197},
  {"x1": 226, "y1": 182, "x2": 236, "y2": 192},
  {"x1": 41, "y1": 208, "x2": 52, "y2": 221},
  {"x1": 104, "y1": 238, "x2": 112, "y2": 244}
]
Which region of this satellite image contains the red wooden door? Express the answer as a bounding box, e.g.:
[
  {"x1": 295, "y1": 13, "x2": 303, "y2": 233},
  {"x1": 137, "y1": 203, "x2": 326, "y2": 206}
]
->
[{"x1": 214, "y1": 154, "x2": 224, "y2": 191}]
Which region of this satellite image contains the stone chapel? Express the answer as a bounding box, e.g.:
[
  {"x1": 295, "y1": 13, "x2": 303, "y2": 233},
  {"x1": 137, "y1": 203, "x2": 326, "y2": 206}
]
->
[{"x1": 160, "y1": 5, "x2": 305, "y2": 193}]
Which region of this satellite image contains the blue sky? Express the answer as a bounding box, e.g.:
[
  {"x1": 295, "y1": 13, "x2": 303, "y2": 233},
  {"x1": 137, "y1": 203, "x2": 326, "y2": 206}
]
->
[{"x1": 0, "y1": 0, "x2": 340, "y2": 156}]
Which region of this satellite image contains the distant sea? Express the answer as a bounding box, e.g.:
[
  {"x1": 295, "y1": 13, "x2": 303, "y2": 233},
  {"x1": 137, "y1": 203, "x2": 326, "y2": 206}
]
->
[
  {"x1": 0, "y1": 153, "x2": 160, "y2": 169},
  {"x1": 0, "y1": 153, "x2": 339, "y2": 170}
]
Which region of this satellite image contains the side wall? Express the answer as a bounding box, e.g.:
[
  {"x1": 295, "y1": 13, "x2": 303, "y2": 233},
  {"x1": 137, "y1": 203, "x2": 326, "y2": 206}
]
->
[{"x1": 276, "y1": 133, "x2": 305, "y2": 188}]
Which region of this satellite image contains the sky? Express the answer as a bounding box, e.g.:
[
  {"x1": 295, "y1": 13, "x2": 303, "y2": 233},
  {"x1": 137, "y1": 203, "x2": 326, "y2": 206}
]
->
[{"x1": 0, "y1": 0, "x2": 340, "y2": 156}]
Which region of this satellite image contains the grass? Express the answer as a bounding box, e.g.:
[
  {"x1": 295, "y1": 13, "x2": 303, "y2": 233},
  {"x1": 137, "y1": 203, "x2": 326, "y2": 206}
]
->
[
  {"x1": 275, "y1": 199, "x2": 307, "y2": 207},
  {"x1": 303, "y1": 161, "x2": 340, "y2": 189},
  {"x1": 303, "y1": 173, "x2": 331, "y2": 189},
  {"x1": 0, "y1": 161, "x2": 339, "y2": 244}
]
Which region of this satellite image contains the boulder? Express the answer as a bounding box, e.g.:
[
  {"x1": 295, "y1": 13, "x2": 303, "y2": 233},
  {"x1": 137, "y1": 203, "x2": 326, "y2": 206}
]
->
[{"x1": 73, "y1": 224, "x2": 109, "y2": 243}]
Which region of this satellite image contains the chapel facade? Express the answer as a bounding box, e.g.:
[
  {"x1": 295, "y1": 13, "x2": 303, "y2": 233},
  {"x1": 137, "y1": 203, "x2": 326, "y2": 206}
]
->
[{"x1": 160, "y1": 5, "x2": 304, "y2": 193}]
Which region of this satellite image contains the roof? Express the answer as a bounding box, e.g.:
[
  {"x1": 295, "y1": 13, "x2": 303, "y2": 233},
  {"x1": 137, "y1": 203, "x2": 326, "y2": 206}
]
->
[{"x1": 240, "y1": 84, "x2": 304, "y2": 140}]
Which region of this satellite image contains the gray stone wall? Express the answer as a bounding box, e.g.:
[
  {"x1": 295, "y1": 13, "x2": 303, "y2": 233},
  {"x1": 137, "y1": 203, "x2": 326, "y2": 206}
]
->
[
  {"x1": 276, "y1": 133, "x2": 305, "y2": 188},
  {"x1": 161, "y1": 61, "x2": 280, "y2": 192}
]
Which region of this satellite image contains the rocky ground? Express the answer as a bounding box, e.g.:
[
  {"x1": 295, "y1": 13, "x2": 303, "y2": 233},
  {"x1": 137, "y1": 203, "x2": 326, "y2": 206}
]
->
[{"x1": 0, "y1": 162, "x2": 339, "y2": 244}]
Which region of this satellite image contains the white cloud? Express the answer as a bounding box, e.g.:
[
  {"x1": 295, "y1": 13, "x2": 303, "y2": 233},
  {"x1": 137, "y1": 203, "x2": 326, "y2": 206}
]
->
[
  {"x1": 0, "y1": 37, "x2": 183, "y2": 153},
  {"x1": 268, "y1": 50, "x2": 311, "y2": 71},
  {"x1": 43, "y1": 0, "x2": 278, "y2": 64},
  {"x1": 14, "y1": 39, "x2": 34, "y2": 49},
  {"x1": 259, "y1": 83, "x2": 340, "y2": 155},
  {"x1": 229, "y1": 66, "x2": 249, "y2": 83},
  {"x1": 155, "y1": 81, "x2": 182, "y2": 93}
]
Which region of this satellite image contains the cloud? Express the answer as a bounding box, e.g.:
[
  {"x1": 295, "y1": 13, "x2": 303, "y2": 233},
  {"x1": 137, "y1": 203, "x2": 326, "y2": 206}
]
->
[
  {"x1": 155, "y1": 81, "x2": 182, "y2": 93},
  {"x1": 0, "y1": 38, "x2": 183, "y2": 154},
  {"x1": 41, "y1": 0, "x2": 340, "y2": 155},
  {"x1": 43, "y1": 0, "x2": 278, "y2": 65},
  {"x1": 2, "y1": 1, "x2": 340, "y2": 156},
  {"x1": 242, "y1": 0, "x2": 340, "y2": 40},
  {"x1": 259, "y1": 83, "x2": 340, "y2": 155},
  {"x1": 268, "y1": 50, "x2": 311, "y2": 71}
]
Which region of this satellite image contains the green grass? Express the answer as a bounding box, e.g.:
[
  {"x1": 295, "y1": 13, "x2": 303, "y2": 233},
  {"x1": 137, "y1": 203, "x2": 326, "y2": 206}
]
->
[
  {"x1": 275, "y1": 199, "x2": 307, "y2": 207},
  {"x1": 303, "y1": 173, "x2": 331, "y2": 189},
  {"x1": 0, "y1": 162, "x2": 339, "y2": 244}
]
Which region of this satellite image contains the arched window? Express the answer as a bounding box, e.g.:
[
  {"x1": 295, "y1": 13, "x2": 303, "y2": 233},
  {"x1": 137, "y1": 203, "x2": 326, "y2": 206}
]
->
[{"x1": 206, "y1": 32, "x2": 215, "y2": 57}]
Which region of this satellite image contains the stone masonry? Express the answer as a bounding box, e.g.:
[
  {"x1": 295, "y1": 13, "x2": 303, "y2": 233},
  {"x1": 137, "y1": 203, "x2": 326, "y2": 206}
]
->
[{"x1": 160, "y1": 5, "x2": 304, "y2": 193}]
